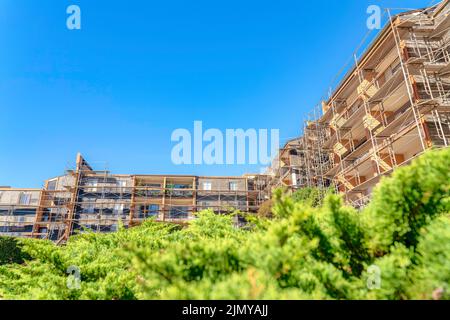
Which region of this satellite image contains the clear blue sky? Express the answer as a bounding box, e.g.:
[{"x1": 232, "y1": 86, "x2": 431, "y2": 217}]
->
[{"x1": 0, "y1": 0, "x2": 434, "y2": 188}]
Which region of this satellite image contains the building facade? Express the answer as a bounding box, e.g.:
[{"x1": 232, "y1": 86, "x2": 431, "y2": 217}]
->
[
  {"x1": 266, "y1": 1, "x2": 450, "y2": 207},
  {"x1": 1, "y1": 154, "x2": 270, "y2": 242}
]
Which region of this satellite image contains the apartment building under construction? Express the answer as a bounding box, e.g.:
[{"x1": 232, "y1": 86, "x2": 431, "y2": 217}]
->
[
  {"x1": 0, "y1": 154, "x2": 270, "y2": 241},
  {"x1": 266, "y1": 0, "x2": 450, "y2": 207},
  {"x1": 1, "y1": 1, "x2": 450, "y2": 241}
]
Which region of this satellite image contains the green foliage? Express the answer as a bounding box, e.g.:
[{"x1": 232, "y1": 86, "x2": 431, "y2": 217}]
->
[
  {"x1": 0, "y1": 237, "x2": 30, "y2": 265},
  {"x1": 292, "y1": 187, "x2": 333, "y2": 207},
  {"x1": 257, "y1": 199, "x2": 273, "y2": 218},
  {"x1": 364, "y1": 148, "x2": 450, "y2": 255},
  {"x1": 407, "y1": 215, "x2": 450, "y2": 299},
  {"x1": 0, "y1": 148, "x2": 449, "y2": 300}
]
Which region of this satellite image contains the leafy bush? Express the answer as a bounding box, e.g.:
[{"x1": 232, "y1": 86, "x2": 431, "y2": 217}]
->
[
  {"x1": 363, "y1": 148, "x2": 450, "y2": 255},
  {"x1": 292, "y1": 187, "x2": 333, "y2": 207},
  {"x1": 407, "y1": 215, "x2": 450, "y2": 299},
  {"x1": 257, "y1": 199, "x2": 273, "y2": 218},
  {"x1": 0, "y1": 237, "x2": 30, "y2": 265},
  {"x1": 0, "y1": 148, "x2": 449, "y2": 300}
]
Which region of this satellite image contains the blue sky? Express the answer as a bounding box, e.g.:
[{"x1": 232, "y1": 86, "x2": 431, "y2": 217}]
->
[{"x1": 0, "y1": 0, "x2": 434, "y2": 188}]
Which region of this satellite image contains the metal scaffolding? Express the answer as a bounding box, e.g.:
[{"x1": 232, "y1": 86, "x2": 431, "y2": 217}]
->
[{"x1": 266, "y1": 0, "x2": 450, "y2": 208}]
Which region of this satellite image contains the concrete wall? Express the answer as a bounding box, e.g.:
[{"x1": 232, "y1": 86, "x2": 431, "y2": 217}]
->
[
  {"x1": 0, "y1": 189, "x2": 41, "y2": 205},
  {"x1": 197, "y1": 177, "x2": 246, "y2": 191}
]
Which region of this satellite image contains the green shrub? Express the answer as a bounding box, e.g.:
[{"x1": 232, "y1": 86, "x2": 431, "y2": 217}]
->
[
  {"x1": 0, "y1": 148, "x2": 448, "y2": 300},
  {"x1": 0, "y1": 237, "x2": 30, "y2": 265},
  {"x1": 257, "y1": 199, "x2": 273, "y2": 218},
  {"x1": 292, "y1": 187, "x2": 333, "y2": 207},
  {"x1": 364, "y1": 148, "x2": 450, "y2": 255},
  {"x1": 407, "y1": 215, "x2": 450, "y2": 299}
]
